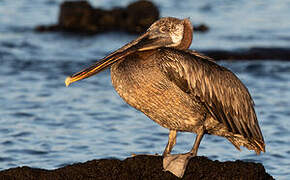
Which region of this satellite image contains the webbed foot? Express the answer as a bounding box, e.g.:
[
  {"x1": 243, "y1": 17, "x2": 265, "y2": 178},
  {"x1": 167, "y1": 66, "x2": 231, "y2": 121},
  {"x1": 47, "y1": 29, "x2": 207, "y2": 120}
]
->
[{"x1": 163, "y1": 153, "x2": 193, "y2": 178}]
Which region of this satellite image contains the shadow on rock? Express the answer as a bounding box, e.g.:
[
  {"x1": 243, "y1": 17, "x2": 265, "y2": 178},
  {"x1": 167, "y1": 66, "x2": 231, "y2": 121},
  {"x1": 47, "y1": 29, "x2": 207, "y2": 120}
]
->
[{"x1": 0, "y1": 155, "x2": 273, "y2": 180}]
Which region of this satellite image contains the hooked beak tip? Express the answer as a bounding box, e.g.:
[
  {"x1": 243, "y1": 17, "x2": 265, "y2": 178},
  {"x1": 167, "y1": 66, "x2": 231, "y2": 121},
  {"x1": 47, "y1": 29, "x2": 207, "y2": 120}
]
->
[{"x1": 65, "y1": 76, "x2": 72, "y2": 87}]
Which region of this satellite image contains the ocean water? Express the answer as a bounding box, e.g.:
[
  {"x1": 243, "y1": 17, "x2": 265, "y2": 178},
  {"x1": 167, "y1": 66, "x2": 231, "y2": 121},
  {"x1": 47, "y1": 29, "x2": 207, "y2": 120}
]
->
[{"x1": 1, "y1": 0, "x2": 290, "y2": 179}]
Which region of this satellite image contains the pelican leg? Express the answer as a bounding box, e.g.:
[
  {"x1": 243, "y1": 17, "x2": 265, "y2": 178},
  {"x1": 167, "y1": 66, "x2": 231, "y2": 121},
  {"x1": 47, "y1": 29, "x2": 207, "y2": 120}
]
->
[
  {"x1": 163, "y1": 129, "x2": 177, "y2": 156},
  {"x1": 132, "y1": 130, "x2": 177, "y2": 157},
  {"x1": 163, "y1": 129, "x2": 205, "y2": 178},
  {"x1": 190, "y1": 129, "x2": 205, "y2": 156}
]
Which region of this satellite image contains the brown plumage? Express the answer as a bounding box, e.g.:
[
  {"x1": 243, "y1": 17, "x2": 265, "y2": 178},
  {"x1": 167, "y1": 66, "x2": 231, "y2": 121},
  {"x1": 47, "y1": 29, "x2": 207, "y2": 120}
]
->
[
  {"x1": 65, "y1": 17, "x2": 265, "y2": 177},
  {"x1": 110, "y1": 47, "x2": 264, "y2": 154},
  {"x1": 159, "y1": 48, "x2": 265, "y2": 153}
]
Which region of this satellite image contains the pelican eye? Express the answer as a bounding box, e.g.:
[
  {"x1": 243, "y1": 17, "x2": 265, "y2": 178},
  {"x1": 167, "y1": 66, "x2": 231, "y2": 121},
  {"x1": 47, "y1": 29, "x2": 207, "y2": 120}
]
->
[{"x1": 159, "y1": 26, "x2": 167, "y2": 33}]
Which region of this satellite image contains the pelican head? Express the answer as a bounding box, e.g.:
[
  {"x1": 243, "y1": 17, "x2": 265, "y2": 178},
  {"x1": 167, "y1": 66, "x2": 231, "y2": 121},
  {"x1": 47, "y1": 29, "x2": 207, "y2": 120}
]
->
[{"x1": 65, "y1": 17, "x2": 193, "y2": 86}]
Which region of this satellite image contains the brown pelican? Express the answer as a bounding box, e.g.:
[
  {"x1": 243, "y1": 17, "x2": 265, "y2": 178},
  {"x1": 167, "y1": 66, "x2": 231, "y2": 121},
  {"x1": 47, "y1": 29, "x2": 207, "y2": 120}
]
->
[{"x1": 65, "y1": 17, "x2": 265, "y2": 177}]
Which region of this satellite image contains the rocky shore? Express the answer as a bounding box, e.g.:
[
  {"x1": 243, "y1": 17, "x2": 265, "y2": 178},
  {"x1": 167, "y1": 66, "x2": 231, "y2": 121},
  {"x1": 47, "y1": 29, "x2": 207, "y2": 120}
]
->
[
  {"x1": 0, "y1": 155, "x2": 273, "y2": 180},
  {"x1": 34, "y1": 0, "x2": 290, "y2": 61},
  {"x1": 35, "y1": 0, "x2": 209, "y2": 34}
]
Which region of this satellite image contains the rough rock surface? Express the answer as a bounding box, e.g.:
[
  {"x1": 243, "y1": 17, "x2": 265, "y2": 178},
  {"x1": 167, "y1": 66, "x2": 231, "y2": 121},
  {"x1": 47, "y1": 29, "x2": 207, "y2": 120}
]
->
[
  {"x1": 36, "y1": 0, "x2": 159, "y2": 34},
  {"x1": 0, "y1": 155, "x2": 273, "y2": 180},
  {"x1": 35, "y1": 0, "x2": 209, "y2": 34}
]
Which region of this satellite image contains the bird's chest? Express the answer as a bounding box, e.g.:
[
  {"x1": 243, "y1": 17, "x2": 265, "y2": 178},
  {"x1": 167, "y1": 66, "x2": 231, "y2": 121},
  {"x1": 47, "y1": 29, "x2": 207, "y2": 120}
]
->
[
  {"x1": 111, "y1": 53, "x2": 168, "y2": 111},
  {"x1": 110, "y1": 51, "x2": 204, "y2": 131}
]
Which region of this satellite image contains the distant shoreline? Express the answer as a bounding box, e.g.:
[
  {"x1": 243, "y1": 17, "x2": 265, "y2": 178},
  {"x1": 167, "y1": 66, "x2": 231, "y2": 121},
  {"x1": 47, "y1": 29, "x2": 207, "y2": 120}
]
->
[{"x1": 201, "y1": 47, "x2": 290, "y2": 61}]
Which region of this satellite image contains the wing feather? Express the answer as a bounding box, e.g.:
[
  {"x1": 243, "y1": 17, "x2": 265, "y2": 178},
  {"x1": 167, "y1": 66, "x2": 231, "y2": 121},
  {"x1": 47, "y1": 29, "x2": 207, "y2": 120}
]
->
[{"x1": 158, "y1": 48, "x2": 264, "y2": 144}]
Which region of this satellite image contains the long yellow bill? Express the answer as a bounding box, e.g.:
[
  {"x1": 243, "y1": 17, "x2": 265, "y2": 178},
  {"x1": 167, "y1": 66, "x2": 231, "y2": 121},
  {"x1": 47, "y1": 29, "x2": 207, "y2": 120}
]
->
[{"x1": 65, "y1": 27, "x2": 171, "y2": 87}]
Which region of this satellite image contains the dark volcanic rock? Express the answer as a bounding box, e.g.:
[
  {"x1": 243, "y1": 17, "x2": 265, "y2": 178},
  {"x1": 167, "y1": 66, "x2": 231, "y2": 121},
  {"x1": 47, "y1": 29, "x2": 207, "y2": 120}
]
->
[
  {"x1": 36, "y1": 0, "x2": 159, "y2": 34},
  {"x1": 58, "y1": 1, "x2": 95, "y2": 32},
  {"x1": 35, "y1": 0, "x2": 209, "y2": 34},
  {"x1": 0, "y1": 155, "x2": 273, "y2": 180},
  {"x1": 123, "y1": 0, "x2": 159, "y2": 33},
  {"x1": 193, "y1": 24, "x2": 209, "y2": 32},
  {"x1": 202, "y1": 47, "x2": 290, "y2": 61}
]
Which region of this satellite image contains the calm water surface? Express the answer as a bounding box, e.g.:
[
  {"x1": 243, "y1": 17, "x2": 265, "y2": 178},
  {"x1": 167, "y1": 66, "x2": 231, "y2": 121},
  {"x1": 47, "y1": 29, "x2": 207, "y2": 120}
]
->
[{"x1": 1, "y1": 0, "x2": 290, "y2": 179}]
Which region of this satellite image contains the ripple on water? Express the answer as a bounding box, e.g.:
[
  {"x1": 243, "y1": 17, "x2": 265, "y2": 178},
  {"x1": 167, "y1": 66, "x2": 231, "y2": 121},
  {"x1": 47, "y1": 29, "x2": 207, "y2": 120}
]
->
[
  {"x1": 5, "y1": 149, "x2": 48, "y2": 156},
  {"x1": 1, "y1": 140, "x2": 14, "y2": 146},
  {"x1": 11, "y1": 132, "x2": 32, "y2": 137},
  {"x1": 245, "y1": 63, "x2": 264, "y2": 73},
  {"x1": 270, "y1": 153, "x2": 285, "y2": 159},
  {"x1": 272, "y1": 126, "x2": 288, "y2": 136},
  {"x1": 69, "y1": 145, "x2": 89, "y2": 151},
  {"x1": 12, "y1": 112, "x2": 34, "y2": 118},
  {"x1": 37, "y1": 92, "x2": 51, "y2": 97},
  {"x1": 0, "y1": 128, "x2": 12, "y2": 134},
  {"x1": 0, "y1": 157, "x2": 15, "y2": 162},
  {"x1": 241, "y1": 158, "x2": 259, "y2": 163}
]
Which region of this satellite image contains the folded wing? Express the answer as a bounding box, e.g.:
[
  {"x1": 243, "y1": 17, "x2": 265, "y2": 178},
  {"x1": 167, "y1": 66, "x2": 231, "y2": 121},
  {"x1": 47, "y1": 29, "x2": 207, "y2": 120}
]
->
[{"x1": 159, "y1": 48, "x2": 264, "y2": 151}]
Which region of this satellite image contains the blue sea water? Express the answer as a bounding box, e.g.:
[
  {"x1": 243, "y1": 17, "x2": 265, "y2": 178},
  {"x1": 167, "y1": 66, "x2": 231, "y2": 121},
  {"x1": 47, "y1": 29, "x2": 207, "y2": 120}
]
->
[{"x1": 1, "y1": 0, "x2": 290, "y2": 179}]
